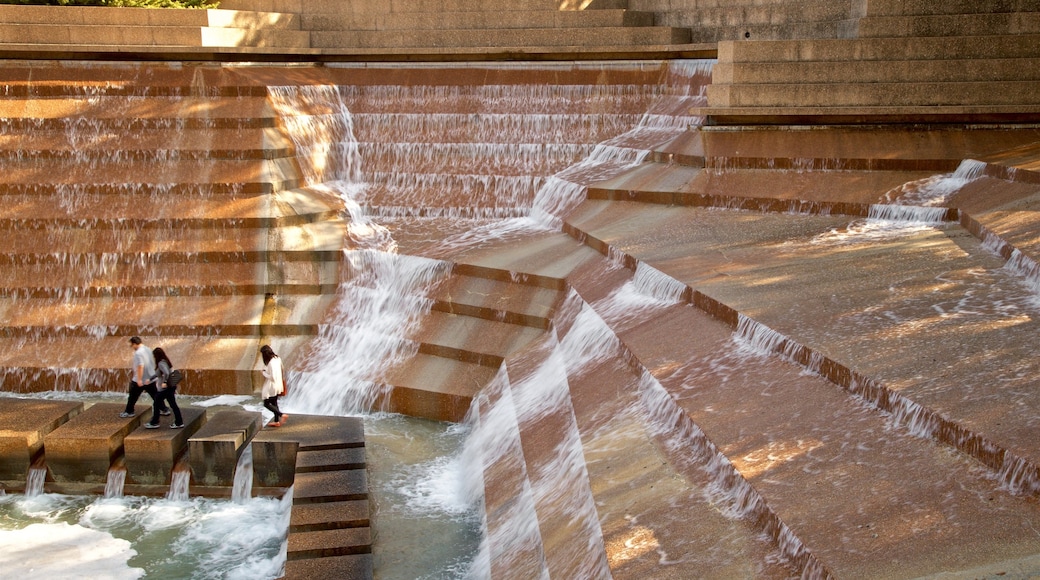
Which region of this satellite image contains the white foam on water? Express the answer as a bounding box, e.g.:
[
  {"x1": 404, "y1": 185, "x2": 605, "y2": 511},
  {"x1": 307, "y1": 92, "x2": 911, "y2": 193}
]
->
[
  {"x1": 192, "y1": 395, "x2": 252, "y2": 408},
  {"x1": 0, "y1": 521, "x2": 143, "y2": 579},
  {"x1": 0, "y1": 491, "x2": 290, "y2": 580}
]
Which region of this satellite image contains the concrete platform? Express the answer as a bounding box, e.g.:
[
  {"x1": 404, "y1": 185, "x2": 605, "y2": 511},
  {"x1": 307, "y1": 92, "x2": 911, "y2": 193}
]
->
[
  {"x1": 42, "y1": 402, "x2": 148, "y2": 484},
  {"x1": 123, "y1": 406, "x2": 207, "y2": 485},
  {"x1": 0, "y1": 398, "x2": 82, "y2": 481}
]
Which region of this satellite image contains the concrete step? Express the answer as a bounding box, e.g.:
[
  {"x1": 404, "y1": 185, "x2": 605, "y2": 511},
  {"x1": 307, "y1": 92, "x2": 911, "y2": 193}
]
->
[
  {"x1": 412, "y1": 309, "x2": 547, "y2": 361},
  {"x1": 865, "y1": 0, "x2": 1040, "y2": 16},
  {"x1": 350, "y1": 112, "x2": 644, "y2": 146},
  {"x1": 632, "y1": 0, "x2": 856, "y2": 41},
  {"x1": 264, "y1": 0, "x2": 571, "y2": 13},
  {"x1": 685, "y1": 20, "x2": 857, "y2": 43},
  {"x1": 707, "y1": 79, "x2": 1040, "y2": 108},
  {"x1": 310, "y1": 26, "x2": 691, "y2": 50},
  {"x1": 713, "y1": 56, "x2": 1040, "y2": 84},
  {"x1": 430, "y1": 272, "x2": 561, "y2": 330},
  {"x1": 857, "y1": 12, "x2": 1040, "y2": 37},
  {"x1": 0, "y1": 295, "x2": 334, "y2": 338},
  {"x1": 0, "y1": 23, "x2": 310, "y2": 49},
  {"x1": 0, "y1": 5, "x2": 300, "y2": 28},
  {"x1": 304, "y1": 8, "x2": 654, "y2": 31},
  {"x1": 0, "y1": 335, "x2": 311, "y2": 395},
  {"x1": 718, "y1": 35, "x2": 1040, "y2": 63},
  {"x1": 381, "y1": 352, "x2": 499, "y2": 421}
]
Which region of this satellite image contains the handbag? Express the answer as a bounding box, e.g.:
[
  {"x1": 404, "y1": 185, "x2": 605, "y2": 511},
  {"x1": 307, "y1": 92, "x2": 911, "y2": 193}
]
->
[{"x1": 167, "y1": 369, "x2": 183, "y2": 389}]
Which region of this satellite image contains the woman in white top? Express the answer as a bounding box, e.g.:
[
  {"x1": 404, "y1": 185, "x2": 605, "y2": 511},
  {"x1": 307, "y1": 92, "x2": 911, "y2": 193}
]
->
[{"x1": 260, "y1": 344, "x2": 288, "y2": 427}]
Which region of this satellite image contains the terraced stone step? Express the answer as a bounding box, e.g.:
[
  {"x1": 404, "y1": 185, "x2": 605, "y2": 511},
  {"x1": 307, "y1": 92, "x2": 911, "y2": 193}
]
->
[
  {"x1": 630, "y1": 0, "x2": 856, "y2": 41},
  {"x1": 0, "y1": 5, "x2": 300, "y2": 28},
  {"x1": 865, "y1": 0, "x2": 1040, "y2": 15},
  {"x1": 310, "y1": 26, "x2": 691, "y2": 50},
  {"x1": 718, "y1": 35, "x2": 1040, "y2": 63},
  {"x1": 0, "y1": 24, "x2": 310, "y2": 49},
  {"x1": 708, "y1": 79, "x2": 1040, "y2": 108},
  {"x1": 858, "y1": 12, "x2": 1040, "y2": 37},
  {"x1": 304, "y1": 9, "x2": 654, "y2": 31},
  {"x1": 713, "y1": 56, "x2": 1040, "y2": 84},
  {"x1": 0, "y1": 295, "x2": 331, "y2": 336},
  {"x1": 430, "y1": 272, "x2": 560, "y2": 330},
  {"x1": 0, "y1": 335, "x2": 311, "y2": 395},
  {"x1": 379, "y1": 352, "x2": 498, "y2": 421}
]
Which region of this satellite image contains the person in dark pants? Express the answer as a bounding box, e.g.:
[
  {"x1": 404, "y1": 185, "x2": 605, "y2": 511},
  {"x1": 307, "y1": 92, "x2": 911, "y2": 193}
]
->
[
  {"x1": 121, "y1": 336, "x2": 168, "y2": 419},
  {"x1": 146, "y1": 347, "x2": 184, "y2": 429},
  {"x1": 260, "y1": 344, "x2": 288, "y2": 427}
]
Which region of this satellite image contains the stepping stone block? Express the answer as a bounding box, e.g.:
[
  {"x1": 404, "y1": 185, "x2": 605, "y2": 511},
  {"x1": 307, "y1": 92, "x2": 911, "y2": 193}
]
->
[
  {"x1": 0, "y1": 399, "x2": 82, "y2": 481},
  {"x1": 43, "y1": 402, "x2": 147, "y2": 484},
  {"x1": 187, "y1": 409, "x2": 261, "y2": 487},
  {"x1": 251, "y1": 438, "x2": 299, "y2": 488},
  {"x1": 251, "y1": 413, "x2": 364, "y2": 450},
  {"x1": 123, "y1": 407, "x2": 207, "y2": 485},
  {"x1": 283, "y1": 553, "x2": 373, "y2": 580}
]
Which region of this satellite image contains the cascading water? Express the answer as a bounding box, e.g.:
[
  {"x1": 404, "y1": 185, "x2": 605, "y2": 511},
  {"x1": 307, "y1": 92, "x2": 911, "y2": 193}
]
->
[
  {"x1": 262, "y1": 60, "x2": 715, "y2": 578},
  {"x1": 231, "y1": 444, "x2": 254, "y2": 504},
  {"x1": 104, "y1": 466, "x2": 127, "y2": 499}
]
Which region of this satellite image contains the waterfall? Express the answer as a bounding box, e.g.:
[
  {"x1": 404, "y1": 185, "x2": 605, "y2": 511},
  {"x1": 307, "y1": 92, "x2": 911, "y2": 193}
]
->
[
  {"x1": 232, "y1": 443, "x2": 254, "y2": 504},
  {"x1": 290, "y1": 250, "x2": 452, "y2": 415},
  {"x1": 167, "y1": 468, "x2": 191, "y2": 501},
  {"x1": 25, "y1": 464, "x2": 47, "y2": 497},
  {"x1": 531, "y1": 60, "x2": 713, "y2": 226},
  {"x1": 103, "y1": 466, "x2": 126, "y2": 499}
]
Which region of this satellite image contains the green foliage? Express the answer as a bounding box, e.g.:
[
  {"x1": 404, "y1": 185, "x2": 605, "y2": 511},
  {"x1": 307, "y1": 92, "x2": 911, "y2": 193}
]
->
[{"x1": 0, "y1": 0, "x2": 218, "y2": 7}]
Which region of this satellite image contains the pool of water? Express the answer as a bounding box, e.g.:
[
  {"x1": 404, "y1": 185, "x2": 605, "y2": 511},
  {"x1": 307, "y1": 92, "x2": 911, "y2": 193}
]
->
[{"x1": 0, "y1": 392, "x2": 482, "y2": 580}]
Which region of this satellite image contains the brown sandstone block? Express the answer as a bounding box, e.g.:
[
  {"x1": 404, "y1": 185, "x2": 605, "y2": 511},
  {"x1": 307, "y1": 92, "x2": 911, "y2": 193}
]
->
[
  {"x1": 43, "y1": 402, "x2": 145, "y2": 484},
  {"x1": 123, "y1": 407, "x2": 207, "y2": 485},
  {"x1": 0, "y1": 398, "x2": 82, "y2": 481},
  {"x1": 252, "y1": 438, "x2": 299, "y2": 488},
  {"x1": 188, "y1": 409, "x2": 261, "y2": 487}
]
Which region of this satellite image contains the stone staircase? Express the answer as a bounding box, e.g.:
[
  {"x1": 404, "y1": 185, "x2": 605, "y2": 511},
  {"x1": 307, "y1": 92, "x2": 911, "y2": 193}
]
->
[
  {"x1": 701, "y1": 0, "x2": 1040, "y2": 123},
  {"x1": 0, "y1": 0, "x2": 702, "y2": 58}
]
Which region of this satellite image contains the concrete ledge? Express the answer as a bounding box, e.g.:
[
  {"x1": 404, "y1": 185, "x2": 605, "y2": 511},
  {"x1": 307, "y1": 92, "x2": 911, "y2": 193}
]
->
[
  {"x1": 43, "y1": 402, "x2": 147, "y2": 484},
  {"x1": 123, "y1": 407, "x2": 207, "y2": 485},
  {"x1": 0, "y1": 398, "x2": 82, "y2": 481},
  {"x1": 188, "y1": 409, "x2": 262, "y2": 486}
]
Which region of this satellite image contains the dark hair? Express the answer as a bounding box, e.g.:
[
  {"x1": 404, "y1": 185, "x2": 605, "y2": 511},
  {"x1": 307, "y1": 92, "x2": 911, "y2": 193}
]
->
[
  {"x1": 153, "y1": 347, "x2": 173, "y2": 369},
  {"x1": 260, "y1": 344, "x2": 278, "y2": 366},
  {"x1": 129, "y1": 336, "x2": 142, "y2": 345}
]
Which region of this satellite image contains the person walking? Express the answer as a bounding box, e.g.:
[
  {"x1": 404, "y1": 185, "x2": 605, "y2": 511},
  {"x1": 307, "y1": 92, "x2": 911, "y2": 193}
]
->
[
  {"x1": 260, "y1": 344, "x2": 288, "y2": 427},
  {"x1": 121, "y1": 336, "x2": 169, "y2": 419},
  {"x1": 145, "y1": 347, "x2": 185, "y2": 429}
]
